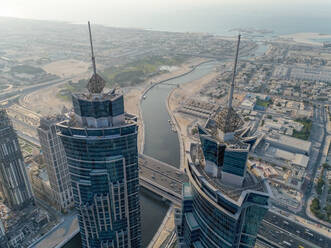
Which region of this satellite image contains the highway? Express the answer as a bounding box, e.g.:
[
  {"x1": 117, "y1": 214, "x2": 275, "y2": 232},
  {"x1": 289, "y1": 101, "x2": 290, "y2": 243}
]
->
[
  {"x1": 139, "y1": 153, "x2": 186, "y2": 205},
  {"x1": 17, "y1": 131, "x2": 331, "y2": 248},
  {"x1": 0, "y1": 77, "x2": 71, "y2": 102},
  {"x1": 12, "y1": 99, "x2": 330, "y2": 248},
  {"x1": 259, "y1": 211, "x2": 331, "y2": 248}
]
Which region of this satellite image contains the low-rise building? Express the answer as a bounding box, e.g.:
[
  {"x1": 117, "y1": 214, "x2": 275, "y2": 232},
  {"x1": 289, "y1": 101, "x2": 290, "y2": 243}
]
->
[{"x1": 265, "y1": 134, "x2": 311, "y2": 155}]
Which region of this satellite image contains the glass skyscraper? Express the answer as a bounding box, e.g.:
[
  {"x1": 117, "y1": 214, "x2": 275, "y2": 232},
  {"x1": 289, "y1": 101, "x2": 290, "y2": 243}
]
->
[
  {"x1": 57, "y1": 82, "x2": 141, "y2": 248},
  {"x1": 176, "y1": 35, "x2": 271, "y2": 248},
  {"x1": 0, "y1": 109, "x2": 34, "y2": 210},
  {"x1": 176, "y1": 108, "x2": 271, "y2": 248},
  {"x1": 57, "y1": 22, "x2": 141, "y2": 248}
]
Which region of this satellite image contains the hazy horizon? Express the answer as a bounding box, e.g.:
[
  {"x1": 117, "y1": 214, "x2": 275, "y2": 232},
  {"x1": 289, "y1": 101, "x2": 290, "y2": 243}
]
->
[{"x1": 1, "y1": 1, "x2": 331, "y2": 35}]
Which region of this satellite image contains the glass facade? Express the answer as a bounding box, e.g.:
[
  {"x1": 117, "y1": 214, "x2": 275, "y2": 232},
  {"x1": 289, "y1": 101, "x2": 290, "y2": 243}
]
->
[
  {"x1": 57, "y1": 92, "x2": 141, "y2": 248},
  {"x1": 72, "y1": 94, "x2": 124, "y2": 118},
  {"x1": 0, "y1": 109, "x2": 34, "y2": 210},
  {"x1": 177, "y1": 122, "x2": 269, "y2": 248},
  {"x1": 222, "y1": 150, "x2": 248, "y2": 177},
  {"x1": 177, "y1": 177, "x2": 269, "y2": 248}
]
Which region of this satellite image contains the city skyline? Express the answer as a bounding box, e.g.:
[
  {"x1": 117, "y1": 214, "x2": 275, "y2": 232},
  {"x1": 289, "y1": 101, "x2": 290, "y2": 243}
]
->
[{"x1": 0, "y1": 7, "x2": 330, "y2": 248}]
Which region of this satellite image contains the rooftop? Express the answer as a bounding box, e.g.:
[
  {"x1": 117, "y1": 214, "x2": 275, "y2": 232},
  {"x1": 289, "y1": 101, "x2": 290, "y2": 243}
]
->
[
  {"x1": 190, "y1": 143, "x2": 267, "y2": 202},
  {"x1": 210, "y1": 107, "x2": 244, "y2": 133},
  {"x1": 72, "y1": 88, "x2": 122, "y2": 102},
  {"x1": 0, "y1": 109, "x2": 11, "y2": 129},
  {"x1": 201, "y1": 118, "x2": 250, "y2": 151},
  {"x1": 265, "y1": 134, "x2": 312, "y2": 153},
  {"x1": 59, "y1": 112, "x2": 137, "y2": 130},
  {"x1": 39, "y1": 114, "x2": 67, "y2": 130},
  {"x1": 87, "y1": 73, "x2": 106, "y2": 94}
]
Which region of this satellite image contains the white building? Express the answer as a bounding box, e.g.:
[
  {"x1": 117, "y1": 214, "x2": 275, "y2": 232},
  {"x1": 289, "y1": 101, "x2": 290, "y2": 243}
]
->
[
  {"x1": 37, "y1": 116, "x2": 73, "y2": 212},
  {"x1": 265, "y1": 134, "x2": 312, "y2": 155}
]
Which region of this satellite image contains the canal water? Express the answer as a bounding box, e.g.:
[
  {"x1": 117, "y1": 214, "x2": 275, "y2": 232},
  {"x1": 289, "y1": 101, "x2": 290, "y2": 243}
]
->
[
  {"x1": 141, "y1": 61, "x2": 219, "y2": 168},
  {"x1": 63, "y1": 61, "x2": 219, "y2": 248}
]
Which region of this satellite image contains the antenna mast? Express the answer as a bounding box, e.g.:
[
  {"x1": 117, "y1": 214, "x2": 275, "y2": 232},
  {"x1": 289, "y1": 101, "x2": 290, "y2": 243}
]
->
[
  {"x1": 88, "y1": 21, "x2": 97, "y2": 76},
  {"x1": 228, "y1": 34, "x2": 241, "y2": 109}
]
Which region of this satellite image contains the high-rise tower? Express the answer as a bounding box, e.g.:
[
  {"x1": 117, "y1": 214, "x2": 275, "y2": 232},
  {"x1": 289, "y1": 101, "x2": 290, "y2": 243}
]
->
[
  {"x1": 176, "y1": 35, "x2": 271, "y2": 248},
  {"x1": 0, "y1": 109, "x2": 34, "y2": 210},
  {"x1": 37, "y1": 115, "x2": 74, "y2": 211},
  {"x1": 57, "y1": 22, "x2": 141, "y2": 248}
]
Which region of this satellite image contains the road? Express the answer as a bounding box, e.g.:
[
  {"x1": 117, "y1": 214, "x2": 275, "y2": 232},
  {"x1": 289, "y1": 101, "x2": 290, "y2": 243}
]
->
[
  {"x1": 0, "y1": 77, "x2": 72, "y2": 102},
  {"x1": 259, "y1": 211, "x2": 331, "y2": 248},
  {"x1": 300, "y1": 105, "x2": 327, "y2": 216}
]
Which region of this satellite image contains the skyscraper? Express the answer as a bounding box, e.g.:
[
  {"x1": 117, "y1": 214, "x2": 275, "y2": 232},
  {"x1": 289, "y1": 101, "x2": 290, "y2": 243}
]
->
[
  {"x1": 37, "y1": 115, "x2": 74, "y2": 211},
  {"x1": 0, "y1": 109, "x2": 34, "y2": 210},
  {"x1": 57, "y1": 22, "x2": 141, "y2": 248},
  {"x1": 176, "y1": 36, "x2": 271, "y2": 248}
]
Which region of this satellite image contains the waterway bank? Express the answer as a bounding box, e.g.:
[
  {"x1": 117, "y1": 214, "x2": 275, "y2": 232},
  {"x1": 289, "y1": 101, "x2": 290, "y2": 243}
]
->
[
  {"x1": 137, "y1": 58, "x2": 213, "y2": 153},
  {"x1": 166, "y1": 70, "x2": 219, "y2": 170},
  {"x1": 61, "y1": 60, "x2": 220, "y2": 248},
  {"x1": 141, "y1": 61, "x2": 219, "y2": 168}
]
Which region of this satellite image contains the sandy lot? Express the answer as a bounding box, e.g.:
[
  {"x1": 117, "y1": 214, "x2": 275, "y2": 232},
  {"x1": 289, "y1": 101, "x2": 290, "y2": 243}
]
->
[
  {"x1": 43, "y1": 59, "x2": 90, "y2": 78},
  {"x1": 279, "y1": 32, "x2": 331, "y2": 46},
  {"x1": 168, "y1": 71, "x2": 218, "y2": 145},
  {"x1": 21, "y1": 57, "x2": 210, "y2": 153},
  {"x1": 21, "y1": 82, "x2": 72, "y2": 116}
]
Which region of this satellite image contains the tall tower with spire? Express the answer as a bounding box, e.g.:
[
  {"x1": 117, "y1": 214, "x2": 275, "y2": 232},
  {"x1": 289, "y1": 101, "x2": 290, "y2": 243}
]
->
[
  {"x1": 57, "y1": 22, "x2": 141, "y2": 248},
  {"x1": 175, "y1": 35, "x2": 271, "y2": 248}
]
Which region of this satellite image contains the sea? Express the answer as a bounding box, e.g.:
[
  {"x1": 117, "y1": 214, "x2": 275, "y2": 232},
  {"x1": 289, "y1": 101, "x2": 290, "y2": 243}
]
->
[{"x1": 74, "y1": 3, "x2": 331, "y2": 38}]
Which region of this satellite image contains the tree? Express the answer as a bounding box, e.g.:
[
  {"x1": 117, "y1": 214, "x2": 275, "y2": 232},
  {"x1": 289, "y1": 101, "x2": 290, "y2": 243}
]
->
[{"x1": 311, "y1": 198, "x2": 320, "y2": 210}]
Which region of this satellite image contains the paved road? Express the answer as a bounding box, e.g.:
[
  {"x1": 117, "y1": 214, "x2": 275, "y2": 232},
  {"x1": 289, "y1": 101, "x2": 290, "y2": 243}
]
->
[
  {"x1": 260, "y1": 211, "x2": 331, "y2": 248},
  {"x1": 0, "y1": 77, "x2": 72, "y2": 101},
  {"x1": 300, "y1": 105, "x2": 327, "y2": 218}
]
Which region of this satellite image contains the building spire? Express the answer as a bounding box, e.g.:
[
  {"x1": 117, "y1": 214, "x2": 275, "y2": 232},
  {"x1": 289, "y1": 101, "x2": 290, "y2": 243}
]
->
[
  {"x1": 86, "y1": 21, "x2": 105, "y2": 94},
  {"x1": 228, "y1": 34, "x2": 241, "y2": 109},
  {"x1": 88, "y1": 21, "x2": 97, "y2": 76}
]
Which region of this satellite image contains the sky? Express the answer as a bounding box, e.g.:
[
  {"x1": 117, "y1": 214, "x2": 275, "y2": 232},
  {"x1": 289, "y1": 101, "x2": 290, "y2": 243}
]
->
[
  {"x1": 1, "y1": 0, "x2": 330, "y2": 33},
  {"x1": 1, "y1": 0, "x2": 329, "y2": 20}
]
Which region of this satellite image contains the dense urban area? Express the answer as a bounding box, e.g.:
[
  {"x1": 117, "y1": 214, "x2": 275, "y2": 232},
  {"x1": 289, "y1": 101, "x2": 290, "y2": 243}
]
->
[{"x1": 0, "y1": 16, "x2": 331, "y2": 248}]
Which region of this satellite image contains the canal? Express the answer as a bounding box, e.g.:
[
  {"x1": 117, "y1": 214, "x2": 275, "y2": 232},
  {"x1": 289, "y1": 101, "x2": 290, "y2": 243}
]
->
[{"x1": 63, "y1": 61, "x2": 219, "y2": 248}]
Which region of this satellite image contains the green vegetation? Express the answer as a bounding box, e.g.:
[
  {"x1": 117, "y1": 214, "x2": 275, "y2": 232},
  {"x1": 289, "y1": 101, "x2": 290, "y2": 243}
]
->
[
  {"x1": 103, "y1": 55, "x2": 188, "y2": 87},
  {"x1": 10, "y1": 65, "x2": 45, "y2": 74},
  {"x1": 57, "y1": 79, "x2": 88, "y2": 101},
  {"x1": 311, "y1": 197, "x2": 330, "y2": 221},
  {"x1": 255, "y1": 97, "x2": 272, "y2": 108},
  {"x1": 260, "y1": 119, "x2": 265, "y2": 126},
  {"x1": 323, "y1": 163, "x2": 330, "y2": 170},
  {"x1": 327, "y1": 204, "x2": 331, "y2": 221},
  {"x1": 191, "y1": 127, "x2": 198, "y2": 135},
  {"x1": 292, "y1": 118, "x2": 312, "y2": 140},
  {"x1": 311, "y1": 198, "x2": 320, "y2": 212},
  {"x1": 316, "y1": 177, "x2": 325, "y2": 195}
]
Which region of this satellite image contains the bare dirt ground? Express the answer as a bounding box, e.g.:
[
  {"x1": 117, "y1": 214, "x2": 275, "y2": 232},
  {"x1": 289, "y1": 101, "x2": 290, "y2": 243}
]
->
[
  {"x1": 168, "y1": 71, "x2": 218, "y2": 147},
  {"x1": 279, "y1": 32, "x2": 331, "y2": 46},
  {"x1": 21, "y1": 57, "x2": 210, "y2": 153},
  {"x1": 43, "y1": 59, "x2": 89, "y2": 78},
  {"x1": 22, "y1": 82, "x2": 72, "y2": 116}
]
